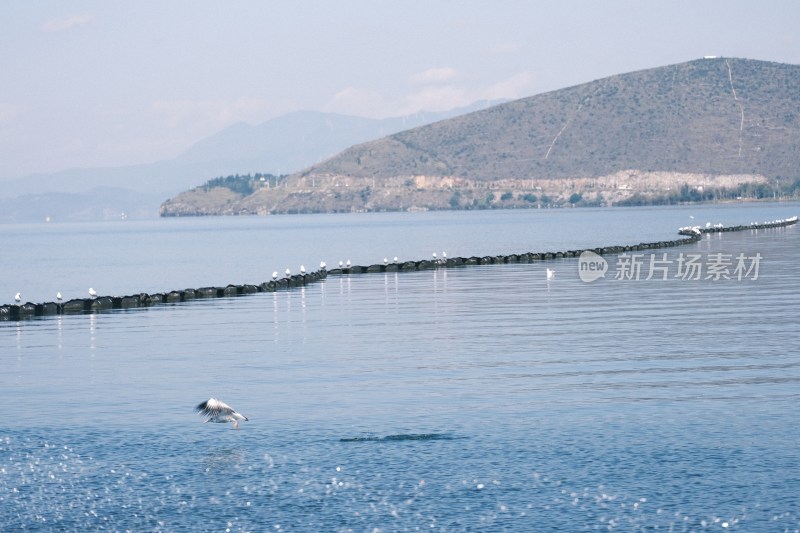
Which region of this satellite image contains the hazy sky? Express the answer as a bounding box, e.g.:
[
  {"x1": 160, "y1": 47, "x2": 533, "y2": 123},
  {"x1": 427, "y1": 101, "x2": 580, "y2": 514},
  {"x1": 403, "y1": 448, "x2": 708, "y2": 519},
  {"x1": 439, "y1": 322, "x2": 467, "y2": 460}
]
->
[{"x1": 2, "y1": 1, "x2": 798, "y2": 181}]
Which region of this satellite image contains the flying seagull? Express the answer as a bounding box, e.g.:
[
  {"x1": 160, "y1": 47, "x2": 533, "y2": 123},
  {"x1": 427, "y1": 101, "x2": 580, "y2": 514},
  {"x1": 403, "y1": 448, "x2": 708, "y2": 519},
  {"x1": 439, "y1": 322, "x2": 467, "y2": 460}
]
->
[{"x1": 195, "y1": 398, "x2": 249, "y2": 429}]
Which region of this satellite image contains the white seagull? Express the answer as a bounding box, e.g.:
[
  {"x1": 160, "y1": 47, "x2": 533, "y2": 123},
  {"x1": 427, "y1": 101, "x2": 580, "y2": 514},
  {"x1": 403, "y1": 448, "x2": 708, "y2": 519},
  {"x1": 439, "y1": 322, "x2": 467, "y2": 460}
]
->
[
  {"x1": 195, "y1": 398, "x2": 249, "y2": 430},
  {"x1": 546, "y1": 268, "x2": 555, "y2": 280},
  {"x1": 272, "y1": 271, "x2": 278, "y2": 281},
  {"x1": 88, "y1": 287, "x2": 97, "y2": 298},
  {"x1": 57, "y1": 292, "x2": 62, "y2": 303},
  {"x1": 320, "y1": 261, "x2": 326, "y2": 270},
  {"x1": 300, "y1": 265, "x2": 306, "y2": 274},
  {"x1": 15, "y1": 292, "x2": 21, "y2": 303}
]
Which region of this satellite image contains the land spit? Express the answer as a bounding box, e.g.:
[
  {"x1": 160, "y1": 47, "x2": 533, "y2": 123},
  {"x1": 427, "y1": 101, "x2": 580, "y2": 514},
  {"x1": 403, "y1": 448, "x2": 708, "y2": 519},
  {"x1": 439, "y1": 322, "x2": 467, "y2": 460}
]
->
[{"x1": 2, "y1": 217, "x2": 795, "y2": 322}]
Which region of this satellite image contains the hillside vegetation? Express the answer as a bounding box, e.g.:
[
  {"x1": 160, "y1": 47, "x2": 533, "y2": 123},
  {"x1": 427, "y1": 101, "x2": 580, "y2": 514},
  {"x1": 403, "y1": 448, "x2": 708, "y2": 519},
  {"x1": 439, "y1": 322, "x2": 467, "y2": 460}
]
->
[{"x1": 161, "y1": 58, "x2": 800, "y2": 216}]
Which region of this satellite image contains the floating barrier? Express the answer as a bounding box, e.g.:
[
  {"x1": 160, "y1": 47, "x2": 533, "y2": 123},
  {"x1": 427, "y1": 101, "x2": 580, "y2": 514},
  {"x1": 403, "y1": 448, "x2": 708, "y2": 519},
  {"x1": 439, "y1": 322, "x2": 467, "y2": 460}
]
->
[
  {"x1": 678, "y1": 216, "x2": 797, "y2": 236},
  {"x1": 2, "y1": 216, "x2": 795, "y2": 322}
]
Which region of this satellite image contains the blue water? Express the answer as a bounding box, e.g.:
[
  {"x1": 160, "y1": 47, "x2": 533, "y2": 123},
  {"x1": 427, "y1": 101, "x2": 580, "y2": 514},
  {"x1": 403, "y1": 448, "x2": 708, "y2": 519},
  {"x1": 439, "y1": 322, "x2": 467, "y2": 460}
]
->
[{"x1": 1, "y1": 203, "x2": 799, "y2": 531}]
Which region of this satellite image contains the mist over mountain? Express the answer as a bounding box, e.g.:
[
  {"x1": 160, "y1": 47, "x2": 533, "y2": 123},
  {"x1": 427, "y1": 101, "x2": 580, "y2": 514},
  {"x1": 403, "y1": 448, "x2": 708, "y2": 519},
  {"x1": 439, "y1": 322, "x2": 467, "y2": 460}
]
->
[
  {"x1": 0, "y1": 102, "x2": 497, "y2": 222},
  {"x1": 174, "y1": 106, "x2": 499, "y2": 173}
]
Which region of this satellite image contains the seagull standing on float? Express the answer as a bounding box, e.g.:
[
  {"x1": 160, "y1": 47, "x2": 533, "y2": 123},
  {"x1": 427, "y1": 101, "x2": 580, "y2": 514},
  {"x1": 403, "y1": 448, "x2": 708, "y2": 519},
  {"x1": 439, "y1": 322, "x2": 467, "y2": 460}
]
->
[{"x1": 195, "y1": 398, "x2": 249, "y2": 430}]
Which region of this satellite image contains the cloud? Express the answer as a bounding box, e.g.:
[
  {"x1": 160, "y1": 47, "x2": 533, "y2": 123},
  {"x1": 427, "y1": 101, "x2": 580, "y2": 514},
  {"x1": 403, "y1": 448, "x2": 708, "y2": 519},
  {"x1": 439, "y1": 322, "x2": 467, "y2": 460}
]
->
[
  {"x1": 323, "y1": 87, "x2": 390, "y2": 118},
  {"x1": 408, "y1": 67, "x2": 459, "y2": 85},
  {"x1": 325, "y1": 70, "x2": 537, "y2": 119},
  {"x1": 40, "y1": 14, "x2": 92, "y2": 33},
  {"x1": 399, "y1": 85, "x2": 471, "y2": 115},
  {"x1": 480, "y1": 71, "x2": 535, "y2": 101}
]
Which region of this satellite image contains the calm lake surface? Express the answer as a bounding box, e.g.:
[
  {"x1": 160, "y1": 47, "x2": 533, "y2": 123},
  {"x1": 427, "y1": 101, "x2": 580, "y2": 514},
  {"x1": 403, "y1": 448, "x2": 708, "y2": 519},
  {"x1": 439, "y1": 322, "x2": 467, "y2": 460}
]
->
[{"x1": 2, "y1": 203, "x2": 799, "y2": 531}]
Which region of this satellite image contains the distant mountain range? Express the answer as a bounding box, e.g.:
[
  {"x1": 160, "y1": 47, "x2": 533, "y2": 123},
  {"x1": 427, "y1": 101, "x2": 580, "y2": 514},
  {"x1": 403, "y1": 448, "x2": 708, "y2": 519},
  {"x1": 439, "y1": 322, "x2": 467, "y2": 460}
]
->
[
  {"x1": 161, "y1": 57, "x2": 800, "y2": 216},
  {"x1": 0, "y1": 102, "x2": 498, "y2": 222}
]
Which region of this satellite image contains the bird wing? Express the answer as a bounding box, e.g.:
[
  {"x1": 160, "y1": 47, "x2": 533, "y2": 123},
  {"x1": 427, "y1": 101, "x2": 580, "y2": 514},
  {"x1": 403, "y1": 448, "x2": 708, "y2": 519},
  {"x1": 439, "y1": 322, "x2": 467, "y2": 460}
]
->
[
  {"x1": 196, "y1": 397, "x2": 236, "y2": 419},
  {"x1": 196, "y1": 398, "x2": 248, "y2": 422}
]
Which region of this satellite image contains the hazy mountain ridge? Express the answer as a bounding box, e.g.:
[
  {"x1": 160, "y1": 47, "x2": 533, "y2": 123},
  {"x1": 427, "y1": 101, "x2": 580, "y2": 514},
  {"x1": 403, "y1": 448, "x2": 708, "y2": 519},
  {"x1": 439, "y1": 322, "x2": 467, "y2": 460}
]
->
[
  {"x1": 162, "y1": 58, "x2": 800, "y2": 216},
  {"x1": 1, "y1": 103, "x2": 497, "y2": 222}
]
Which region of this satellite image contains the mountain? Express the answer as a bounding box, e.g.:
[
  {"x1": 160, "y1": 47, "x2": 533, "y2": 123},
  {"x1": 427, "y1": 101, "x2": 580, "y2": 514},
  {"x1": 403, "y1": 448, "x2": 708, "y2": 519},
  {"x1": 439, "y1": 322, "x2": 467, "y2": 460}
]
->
[
  {"x1": 302, "y1": 58, "x2": 799, "y2": 182},
  {"x1": 0, "y1": 103, "x2": 497, "y2": 222},
  {"x1": 164, "y1": 57, "x2": 798, "y2": 216}
]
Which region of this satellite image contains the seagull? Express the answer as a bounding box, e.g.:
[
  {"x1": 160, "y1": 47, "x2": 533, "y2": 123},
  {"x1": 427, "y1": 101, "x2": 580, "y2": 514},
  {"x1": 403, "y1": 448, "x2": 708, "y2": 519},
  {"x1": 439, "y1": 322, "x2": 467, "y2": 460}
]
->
[
  {"x1": 384, "y1": 257, "x2": 388, "y2": 265},
  {"x1": 15, "y1": 292, "x2": 21, "y2": 303},
  {"x1": 195, "y1": 398, "x2": 248, "y2": 430},
  {"x1": 320, "y1": 261, "x2": 326, "y2": 270},
  {"x1": 300, "y1": 265, "x2": 306, "y2": 274},
  {"x1": 339, "y1": 260, "x2": 343, "y2": 268},
  {"x1": 284, "y1": 268, "x2": 291, "y2": 278},
  {"x1": 546, "y1": 268, "x2": 555, "y2": 280},
  {"x1": 57, "y1": 292, "x2": 62, "y2": 303},
  {"x1": 393, "y1": 256, "x2": 398, "y2": 264},
  {"x1": 272, "y1": 271, "x2": 278, "y2": 281},
  {"x1": 346, "y1": 259, "x2": 351, "y2": 267},
  {"x1": 88, "y1": 287, "x2": 97, "y2": 298}
]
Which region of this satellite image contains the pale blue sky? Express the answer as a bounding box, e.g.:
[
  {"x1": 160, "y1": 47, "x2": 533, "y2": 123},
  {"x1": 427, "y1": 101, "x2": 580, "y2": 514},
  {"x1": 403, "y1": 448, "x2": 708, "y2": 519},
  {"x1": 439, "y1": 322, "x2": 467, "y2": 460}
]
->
[{"x1": 1, "y1": 1, "x2": 798, "y2": 180}]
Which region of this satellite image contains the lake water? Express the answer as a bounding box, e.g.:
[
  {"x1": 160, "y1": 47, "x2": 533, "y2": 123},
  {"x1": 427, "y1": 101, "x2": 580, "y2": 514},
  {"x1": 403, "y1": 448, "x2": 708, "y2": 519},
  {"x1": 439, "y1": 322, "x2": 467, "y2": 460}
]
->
[{"x1": 1, "y1": 203, "x2": 799, "y2": 531}]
